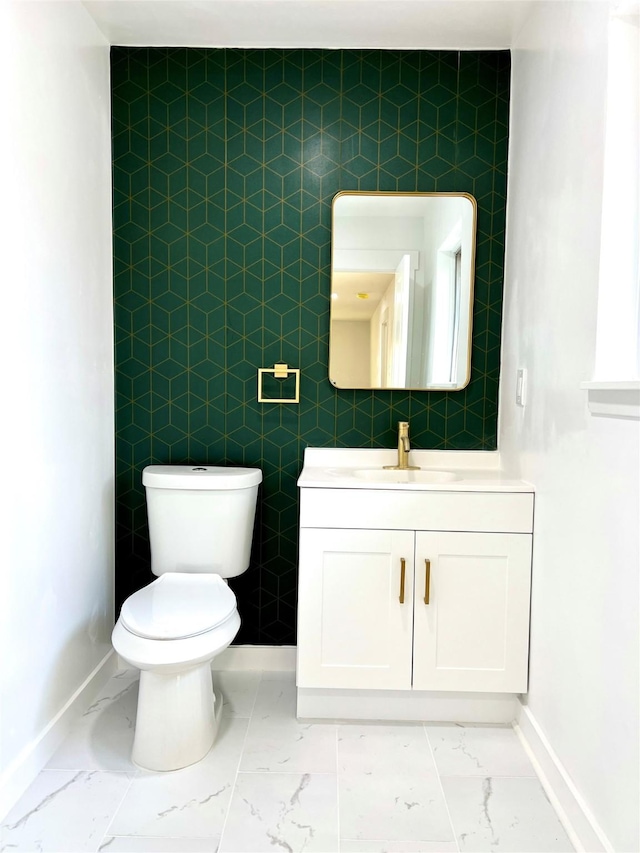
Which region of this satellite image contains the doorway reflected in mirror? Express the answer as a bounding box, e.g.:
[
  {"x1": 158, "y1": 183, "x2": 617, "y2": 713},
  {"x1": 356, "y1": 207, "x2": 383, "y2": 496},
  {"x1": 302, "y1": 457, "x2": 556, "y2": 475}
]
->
[{"x1": 329, "y1": 192, "x2": 477, "y2": 391}]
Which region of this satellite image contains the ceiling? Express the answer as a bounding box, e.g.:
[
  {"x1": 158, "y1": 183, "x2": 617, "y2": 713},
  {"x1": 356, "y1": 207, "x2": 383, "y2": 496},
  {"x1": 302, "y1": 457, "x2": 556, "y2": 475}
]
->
[
  {"x1": 332, "y1": 272, "x2": 393, "y2": 321},
  {"x1": 82, "y1": 0, "x2": 534, "y2": 49}
]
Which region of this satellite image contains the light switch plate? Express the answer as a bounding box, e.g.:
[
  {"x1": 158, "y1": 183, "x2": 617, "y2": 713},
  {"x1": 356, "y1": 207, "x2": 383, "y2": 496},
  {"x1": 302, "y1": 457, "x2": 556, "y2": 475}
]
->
[{"x1": 516, "y1": 368, "x2": 527, "y2": 407}]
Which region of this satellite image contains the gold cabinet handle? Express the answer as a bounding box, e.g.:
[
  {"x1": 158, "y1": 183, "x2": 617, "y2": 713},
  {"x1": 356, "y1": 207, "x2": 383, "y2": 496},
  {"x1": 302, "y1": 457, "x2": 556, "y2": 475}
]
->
[
  {"x1": 399, "y1": 557, "x2": 406, "y2": 604},
  {"x1": 424, "y1": 558, "x2": 431, "y2": 605}
]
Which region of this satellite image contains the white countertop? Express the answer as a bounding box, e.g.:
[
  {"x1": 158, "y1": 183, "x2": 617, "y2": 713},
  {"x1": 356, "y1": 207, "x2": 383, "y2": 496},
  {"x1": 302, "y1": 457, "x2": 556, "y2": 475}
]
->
[{"x1": 297, "y1": 448, "x2": 534, "y2": 493}]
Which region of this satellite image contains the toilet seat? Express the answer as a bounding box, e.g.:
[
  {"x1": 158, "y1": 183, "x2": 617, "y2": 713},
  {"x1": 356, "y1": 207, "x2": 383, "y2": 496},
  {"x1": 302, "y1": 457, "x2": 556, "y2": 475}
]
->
[
  {"x1": 120, "y1": 573, "x2": 237, "y2": 640},
  {"x1": 113, "y1": 607, "x2": 241, "y2": 673}
]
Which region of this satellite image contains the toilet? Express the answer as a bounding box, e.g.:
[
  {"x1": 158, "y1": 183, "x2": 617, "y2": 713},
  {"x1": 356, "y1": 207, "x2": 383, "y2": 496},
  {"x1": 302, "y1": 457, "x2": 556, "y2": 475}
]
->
[{"x1": 112, "y1": 464, "x2": 262, "y2": 772}]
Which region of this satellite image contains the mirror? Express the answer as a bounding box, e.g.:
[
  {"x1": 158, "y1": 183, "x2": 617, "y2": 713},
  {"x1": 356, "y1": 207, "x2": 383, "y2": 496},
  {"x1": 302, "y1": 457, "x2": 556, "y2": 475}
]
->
[{"x1": 329, "y1": 192, "x2": 477, "y2": 390}]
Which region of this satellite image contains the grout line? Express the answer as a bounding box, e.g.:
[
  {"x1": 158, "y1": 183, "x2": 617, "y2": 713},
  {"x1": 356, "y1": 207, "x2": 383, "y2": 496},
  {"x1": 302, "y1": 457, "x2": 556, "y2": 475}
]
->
[
  {"x1": 98, "y1": 834, "x2": 219, "y2": 840},
  {"x1": 422, "y1": 723, "x2": 461, "y2": 853},
  {"x1": 436, "y1": 773, "x2": 540, "y2": 779},
  {"x1": 216, "y1": 669, "x2": 264, "y2": 852},
  {"x1": 246, "y1": 671, "x2": 262, "y2": 720},
  {"x1": 339, "y1": 841, "x2": 457, "y2": 852},
  {"x1": 98, "y1": 763, "x2": 138, "y2": 851},
  {"x1": 340, "y1": 839, "x2": 457, "y2": 846},
  {"x1": 230, "y1": 770, "x2": 336, "y2": 775},
  {"x1": 335, "y1": 722, "x2": 341, "y2": 853}
]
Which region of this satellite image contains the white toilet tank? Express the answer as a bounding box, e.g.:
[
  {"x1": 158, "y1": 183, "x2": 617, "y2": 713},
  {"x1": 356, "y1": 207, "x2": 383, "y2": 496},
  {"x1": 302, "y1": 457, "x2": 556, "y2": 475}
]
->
[{"x1": 142, "y1": 465, "x2": 262, "y2": 578}]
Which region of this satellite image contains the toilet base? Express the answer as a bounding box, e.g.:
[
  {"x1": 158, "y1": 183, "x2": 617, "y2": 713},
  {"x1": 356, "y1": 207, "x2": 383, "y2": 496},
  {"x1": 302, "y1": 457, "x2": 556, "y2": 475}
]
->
[{"x1": 132, "y1": 663, "x2": 222, "y2": 771}]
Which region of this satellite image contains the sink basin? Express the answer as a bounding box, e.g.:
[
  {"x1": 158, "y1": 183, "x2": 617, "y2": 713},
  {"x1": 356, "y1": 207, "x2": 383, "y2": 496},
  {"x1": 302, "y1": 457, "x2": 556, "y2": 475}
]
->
[{"x1": 352, "y1": 468, "x2": 459, "y2": 484}]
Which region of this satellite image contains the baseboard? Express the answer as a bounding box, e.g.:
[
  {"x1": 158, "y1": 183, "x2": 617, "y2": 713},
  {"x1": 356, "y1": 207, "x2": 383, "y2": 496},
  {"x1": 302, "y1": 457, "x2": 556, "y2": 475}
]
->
[
  {"x1": 0, "y1": 650, "x2": 118, "y2": 820},
  {"x1": 212, "y1": 644, "x2": 297, "y2": 671},
  {"x1": 513, "y1": 701, "x2": 613, "y2": 853},
  {"x1": 298, "y1": 686, "x2": 517, "y2": 722}
]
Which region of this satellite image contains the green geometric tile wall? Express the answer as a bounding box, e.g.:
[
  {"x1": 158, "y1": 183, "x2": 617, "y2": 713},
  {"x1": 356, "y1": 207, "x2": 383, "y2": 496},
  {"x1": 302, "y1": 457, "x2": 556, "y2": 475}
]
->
[{"x1": 112, "y1": 48, "x2": 510, "y2": 644}]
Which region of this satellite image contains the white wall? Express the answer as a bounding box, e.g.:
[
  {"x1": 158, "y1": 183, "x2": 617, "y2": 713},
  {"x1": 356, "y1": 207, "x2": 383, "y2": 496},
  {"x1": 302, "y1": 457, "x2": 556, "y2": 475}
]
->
[
  {"x1": 330, "y1": 320, "x2": 371, "y2": 387},
  {"x1": 0, "y1": 1, "x2": 114, "y2": 814},
  {"x1": 501, "y1": 3, "x2": 639, "y2": 851},
  {"x1": 422, "y1": 198, "x2": 473, "y2": 387}
]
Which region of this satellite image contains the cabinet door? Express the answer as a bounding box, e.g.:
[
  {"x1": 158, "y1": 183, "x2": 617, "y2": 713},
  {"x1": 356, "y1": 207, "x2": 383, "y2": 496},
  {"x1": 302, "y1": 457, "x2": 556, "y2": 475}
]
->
[
  {"x1": 412, "y1": 531, "x2": 532, "y2": 693},
  {"x1": 297, "y1": 528, "x2": 414, "y2": 689}
]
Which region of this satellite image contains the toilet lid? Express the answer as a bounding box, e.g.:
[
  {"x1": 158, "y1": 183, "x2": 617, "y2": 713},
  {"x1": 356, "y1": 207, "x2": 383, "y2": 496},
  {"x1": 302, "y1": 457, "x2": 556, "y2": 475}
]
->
[{"x1": 120, "y1": 574, "x2": 237, "y2": 640}]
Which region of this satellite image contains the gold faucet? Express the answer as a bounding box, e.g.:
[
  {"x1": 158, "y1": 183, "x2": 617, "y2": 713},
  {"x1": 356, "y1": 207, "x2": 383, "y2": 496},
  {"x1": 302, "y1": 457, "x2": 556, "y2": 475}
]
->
[{"x1": 383, "y1": 421, "x2": 420, "y2": 470}]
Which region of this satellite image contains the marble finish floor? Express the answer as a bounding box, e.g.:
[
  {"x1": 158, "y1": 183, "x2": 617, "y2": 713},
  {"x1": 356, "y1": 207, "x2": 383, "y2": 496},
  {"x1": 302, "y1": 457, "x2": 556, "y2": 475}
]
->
[{"x1": 1, "y1": 669, "x2": 574, "y2": 853}]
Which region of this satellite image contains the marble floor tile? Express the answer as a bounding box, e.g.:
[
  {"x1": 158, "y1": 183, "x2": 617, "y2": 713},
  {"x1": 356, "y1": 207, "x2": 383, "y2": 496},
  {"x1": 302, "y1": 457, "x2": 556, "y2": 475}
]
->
[
  {"x1": 106, "y1": 716, "x2": 248, "y2": 840},
  {"x1": 240, "y1": 717, "x2": 337, "y2": 774},
  {"x1": 441, "y1": 776, "x2": 574, "y2": 852},
  {"x1": 219, "y1": 771, "x2": 339, "y2": 853},
  {"x1": 339, "y1": 773, "x2": 454, "y2": 844},
  {"x1": 47, "y1": 674, "x2": 138, "y2": 772},
  {"x1": 213, "y1": 670, "x2": 261, "y2": 718},
  {"x1": 341, "y1": 841, "x2": 458, "y2": 852},
  {"x1": 250, "y1": 670, "x2": 297, "y2": 722},
  {"x1": 338, "y1": 724, "x2": 435, "y2": 776},
  {"x1": 426, "y1": 723, "x2": 536, "y2": 778},
  {"x1": 98, "y1": 836, "x2": 217, "y2": 852},
  {"x1": 2, "y1": 669, "x2": 575, "y2": 853},
  {"x1": 0, "y1": 770, "x2": 133, "y2": 852}
]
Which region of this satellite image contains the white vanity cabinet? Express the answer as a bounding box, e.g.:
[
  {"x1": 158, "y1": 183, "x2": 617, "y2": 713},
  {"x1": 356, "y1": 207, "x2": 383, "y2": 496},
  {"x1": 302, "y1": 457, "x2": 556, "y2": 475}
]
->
[
  {"x1": 412, "y1": 530, "x2": 532, "y2": 692},
  {"x1": 297, "y1": 486, "x2": 534, "y2": 701},
  {"x1": 298, "y1": 527, "x2": 415, "y2": 691}
]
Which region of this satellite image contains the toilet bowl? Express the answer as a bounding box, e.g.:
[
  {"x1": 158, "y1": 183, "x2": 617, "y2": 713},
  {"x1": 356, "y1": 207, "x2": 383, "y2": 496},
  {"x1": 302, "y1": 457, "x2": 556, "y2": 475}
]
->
[
  {"x1": 112, "y1": 465, "x2": 262, "y2": 771},
  {"x1": 113, "y1": 573, "x2": 240, "y2": 771}
]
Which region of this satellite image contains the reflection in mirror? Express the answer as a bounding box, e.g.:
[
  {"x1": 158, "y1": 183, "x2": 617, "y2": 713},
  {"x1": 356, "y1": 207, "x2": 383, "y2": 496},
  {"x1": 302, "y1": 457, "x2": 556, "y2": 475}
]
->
[{"x1": 329, "y1": 192, "x2": 477, "y2": 391}]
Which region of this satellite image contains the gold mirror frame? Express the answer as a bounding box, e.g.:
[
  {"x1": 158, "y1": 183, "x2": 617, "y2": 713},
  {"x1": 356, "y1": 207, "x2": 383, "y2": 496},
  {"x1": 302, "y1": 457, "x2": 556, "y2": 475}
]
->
[{"x1": 329, "y1": 191, "x2": 477, "y2": 391}]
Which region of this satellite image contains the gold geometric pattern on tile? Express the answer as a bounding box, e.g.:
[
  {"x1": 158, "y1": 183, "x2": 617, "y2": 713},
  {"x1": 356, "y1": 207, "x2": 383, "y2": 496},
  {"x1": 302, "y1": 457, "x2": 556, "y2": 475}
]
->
[{"x1": 112, "y1": 48, "x2": 510, "y2": 643}]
